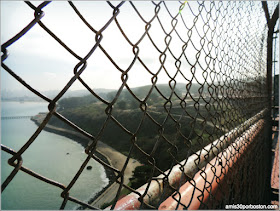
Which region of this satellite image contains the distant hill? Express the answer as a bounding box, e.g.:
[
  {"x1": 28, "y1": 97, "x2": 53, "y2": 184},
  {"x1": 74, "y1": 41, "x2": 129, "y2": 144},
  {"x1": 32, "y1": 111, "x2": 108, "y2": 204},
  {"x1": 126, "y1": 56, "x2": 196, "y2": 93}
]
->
[
  {"x1": 1, "y1": 82, "x2": 210, "y2": 102},
  {"x1": 1, "y1": 88, "x2": 115, "y2": 102},
  {"x1": 128, "y1": 82, "x2": 208, "y2": 98},
  {"x1": 57, "y1": 83, "x2": 209, "y2": 109}
]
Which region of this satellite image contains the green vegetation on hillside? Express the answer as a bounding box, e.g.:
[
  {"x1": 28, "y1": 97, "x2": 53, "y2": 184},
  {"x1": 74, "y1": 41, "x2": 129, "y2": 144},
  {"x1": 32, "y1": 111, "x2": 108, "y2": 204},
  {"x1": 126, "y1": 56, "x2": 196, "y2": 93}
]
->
[{"x1": 49, "y1": 83, "x2": 235, "y2": 183}]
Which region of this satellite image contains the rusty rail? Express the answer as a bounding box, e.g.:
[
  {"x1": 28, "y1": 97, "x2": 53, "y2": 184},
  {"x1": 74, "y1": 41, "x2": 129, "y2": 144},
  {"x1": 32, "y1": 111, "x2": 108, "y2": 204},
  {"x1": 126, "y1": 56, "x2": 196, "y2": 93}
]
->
[
  {"x1": 111, "y1": 109, "x2": 267, "y2": 210},
  {"x1": 159, "y1": 118, "x2": 265, "y2": 210}
]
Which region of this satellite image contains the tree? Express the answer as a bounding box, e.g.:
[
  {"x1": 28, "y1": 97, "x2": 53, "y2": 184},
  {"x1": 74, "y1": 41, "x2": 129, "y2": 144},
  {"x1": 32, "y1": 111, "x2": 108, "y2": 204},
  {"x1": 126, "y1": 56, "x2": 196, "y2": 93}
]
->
[
  {"x1": 129, "y1": 165, "x2": 153, "y2": 189},
  {"x1": 129, "y1": 100, "x2": 139, "y2": 109},
  {"x1": 117, "y1": 100, "x2": 127, "y2": 109}
]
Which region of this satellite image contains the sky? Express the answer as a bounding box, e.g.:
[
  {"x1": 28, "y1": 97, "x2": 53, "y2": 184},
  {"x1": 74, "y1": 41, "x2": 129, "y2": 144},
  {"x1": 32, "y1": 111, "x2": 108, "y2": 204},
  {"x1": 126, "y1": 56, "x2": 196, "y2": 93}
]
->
[
  {"x1": 1, "y1": 1, "x2": 189, "y2": 93},
  {"x1": 1, "y1": 1, "x2": 278, "y2": 94}
]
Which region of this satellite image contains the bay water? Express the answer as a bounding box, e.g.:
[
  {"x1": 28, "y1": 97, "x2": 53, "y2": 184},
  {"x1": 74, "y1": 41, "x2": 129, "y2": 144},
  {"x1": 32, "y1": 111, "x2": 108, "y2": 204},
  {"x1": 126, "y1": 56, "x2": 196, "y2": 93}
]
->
[{"x1": 1, "y1": 101, "x2": 109, "y2": 210}]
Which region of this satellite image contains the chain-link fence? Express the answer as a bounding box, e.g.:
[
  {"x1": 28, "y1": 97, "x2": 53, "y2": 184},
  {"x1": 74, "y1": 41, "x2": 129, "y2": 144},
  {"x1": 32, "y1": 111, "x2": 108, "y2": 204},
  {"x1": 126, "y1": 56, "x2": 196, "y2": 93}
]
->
[{"x1": 1, "y1": 1, "x2": 279, "y2": 210}]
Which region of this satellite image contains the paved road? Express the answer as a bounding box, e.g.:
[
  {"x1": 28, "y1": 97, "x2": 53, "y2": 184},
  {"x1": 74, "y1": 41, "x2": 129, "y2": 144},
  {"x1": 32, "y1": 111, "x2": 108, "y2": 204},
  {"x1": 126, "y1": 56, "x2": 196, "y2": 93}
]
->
[
  {"x1": 90, "y1": 182, "x2": 119, "y2": 208},
  {"x1": 89, "y1": 142, "x2": 141, "y2": 209},
  {"x1": 148, "y1": 110, "x2": 229, "y2": 132}
]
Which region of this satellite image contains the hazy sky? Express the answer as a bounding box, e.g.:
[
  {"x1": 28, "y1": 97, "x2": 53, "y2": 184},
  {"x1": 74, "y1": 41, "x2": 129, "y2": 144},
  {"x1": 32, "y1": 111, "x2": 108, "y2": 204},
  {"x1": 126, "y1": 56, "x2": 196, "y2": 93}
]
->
[
  {"x1": 1, "y1": 1, "x2": 192, "y2": 92},
  {"x1": 1, "y1": 1, "x2": 278, "y2": 94}
]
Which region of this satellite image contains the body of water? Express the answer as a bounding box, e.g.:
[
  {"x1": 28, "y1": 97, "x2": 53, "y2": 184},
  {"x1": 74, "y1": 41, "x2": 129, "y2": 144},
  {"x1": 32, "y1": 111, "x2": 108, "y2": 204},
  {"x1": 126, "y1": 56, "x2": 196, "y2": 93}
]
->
[{"x1": 1, "y1": 101, "x2": 108, "y2": 210}]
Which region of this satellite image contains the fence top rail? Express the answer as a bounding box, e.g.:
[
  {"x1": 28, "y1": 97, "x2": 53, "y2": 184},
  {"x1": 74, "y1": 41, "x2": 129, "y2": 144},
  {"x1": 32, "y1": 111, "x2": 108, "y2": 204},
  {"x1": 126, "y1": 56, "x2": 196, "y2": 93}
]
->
[
  {"x1": 158, "y1": 118, "x2": 266, "y2": 210},
  {"x1": 111, "y1": 109, "x2": 268, "y2": 210}
]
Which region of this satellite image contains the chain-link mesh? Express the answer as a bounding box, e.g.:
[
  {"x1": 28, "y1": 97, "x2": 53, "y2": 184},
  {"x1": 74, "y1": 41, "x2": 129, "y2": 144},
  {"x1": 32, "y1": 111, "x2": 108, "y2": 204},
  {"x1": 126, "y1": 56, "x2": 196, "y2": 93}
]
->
[{"x1": 1, "y1": 1, "x2": 278, "y2": 210}]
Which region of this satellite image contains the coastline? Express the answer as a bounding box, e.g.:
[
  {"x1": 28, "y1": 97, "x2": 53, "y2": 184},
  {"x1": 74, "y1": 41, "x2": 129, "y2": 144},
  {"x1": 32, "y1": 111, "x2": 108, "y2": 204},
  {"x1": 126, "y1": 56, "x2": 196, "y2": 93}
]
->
[{"x1": 31, "y1": 113, "x2": 141, "y2": 209}]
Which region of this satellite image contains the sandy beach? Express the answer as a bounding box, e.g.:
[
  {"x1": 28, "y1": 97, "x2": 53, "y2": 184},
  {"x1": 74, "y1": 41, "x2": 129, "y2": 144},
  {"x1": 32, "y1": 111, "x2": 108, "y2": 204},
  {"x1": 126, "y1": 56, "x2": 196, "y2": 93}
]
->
[
  {"x1": 96, "y1": 141, "x2": 141, "y2": 184},
  {"x1": 31, "y1": 113, "x2": 141, "y2": 208}
]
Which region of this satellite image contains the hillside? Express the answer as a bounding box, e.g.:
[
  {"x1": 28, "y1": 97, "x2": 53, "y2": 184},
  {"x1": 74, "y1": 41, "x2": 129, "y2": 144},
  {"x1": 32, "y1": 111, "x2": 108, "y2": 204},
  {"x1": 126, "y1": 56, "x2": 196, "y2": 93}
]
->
[
  {"x1": 49, "y1": 83, "x2": 222, "y2": 173},
  {"x1": 58, "y1": 83, "x2": 209, "y2": 109}
]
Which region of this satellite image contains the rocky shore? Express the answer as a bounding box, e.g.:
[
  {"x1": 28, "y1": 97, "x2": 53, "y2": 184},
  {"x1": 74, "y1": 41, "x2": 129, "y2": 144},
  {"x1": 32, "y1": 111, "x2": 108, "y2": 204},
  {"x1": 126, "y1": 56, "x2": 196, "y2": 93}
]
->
[{"x1": 31, "y1": 113, "x2": 141, "y2": 209}]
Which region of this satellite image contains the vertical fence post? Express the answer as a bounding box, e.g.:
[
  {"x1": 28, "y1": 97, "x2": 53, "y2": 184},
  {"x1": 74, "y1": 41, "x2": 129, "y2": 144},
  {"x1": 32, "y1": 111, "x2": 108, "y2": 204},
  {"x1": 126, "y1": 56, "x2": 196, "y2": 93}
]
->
[{"x1": 262, "y1": 1, "x2": 279, "y2": 204}]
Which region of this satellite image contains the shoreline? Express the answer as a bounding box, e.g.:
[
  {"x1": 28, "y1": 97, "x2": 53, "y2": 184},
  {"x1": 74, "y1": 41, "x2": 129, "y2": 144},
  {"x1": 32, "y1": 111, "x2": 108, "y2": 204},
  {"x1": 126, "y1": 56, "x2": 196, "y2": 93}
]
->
[{"x1": 31, "y1": 113, "x2": 141, "y2": 209}]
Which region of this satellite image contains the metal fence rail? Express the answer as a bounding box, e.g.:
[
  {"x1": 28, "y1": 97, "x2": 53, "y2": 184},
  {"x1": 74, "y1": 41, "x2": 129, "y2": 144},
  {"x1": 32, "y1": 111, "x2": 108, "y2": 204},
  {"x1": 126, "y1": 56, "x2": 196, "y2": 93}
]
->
[
  {"x1": 112, "y1": 109, "x2": 269, "y2": 209},
  {"x1": 1, "y1": 1, "x2": 279, "y2": 210}
]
